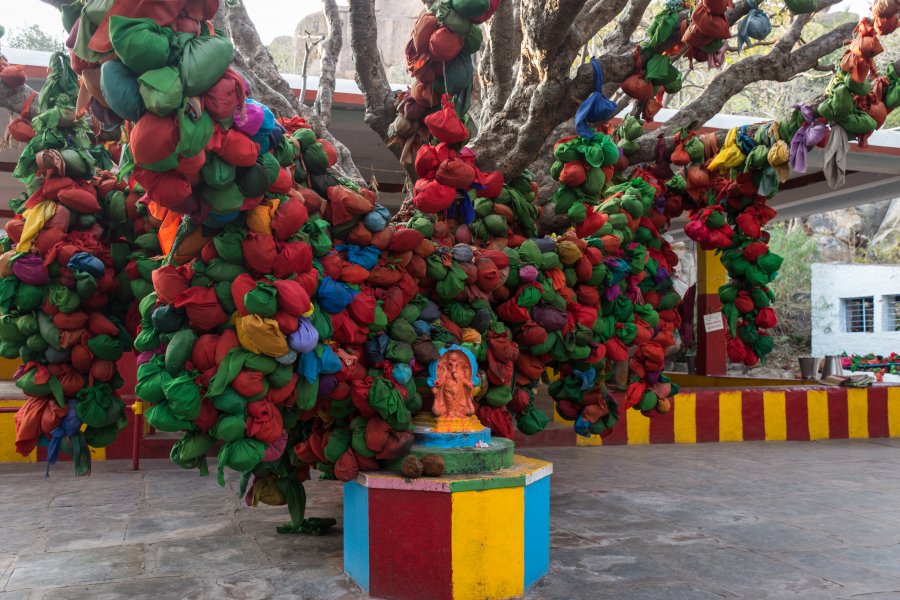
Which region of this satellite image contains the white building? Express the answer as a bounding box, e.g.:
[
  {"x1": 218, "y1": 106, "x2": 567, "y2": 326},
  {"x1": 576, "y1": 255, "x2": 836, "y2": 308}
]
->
[{"x1": 811, "y1": 263, "x2": 900, "y2": 356}]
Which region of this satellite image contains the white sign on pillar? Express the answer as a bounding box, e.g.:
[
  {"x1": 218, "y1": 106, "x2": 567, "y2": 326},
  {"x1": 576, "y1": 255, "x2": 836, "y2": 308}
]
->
[{"x1": 703, "y1": 312, "x2": 725, "y2": 333}]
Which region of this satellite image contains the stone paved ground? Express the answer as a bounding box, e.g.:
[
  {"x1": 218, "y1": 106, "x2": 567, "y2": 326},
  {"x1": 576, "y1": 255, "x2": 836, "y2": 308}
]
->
[{"x1": 2, "y1": 439, "x2": 900, "y2": 599}]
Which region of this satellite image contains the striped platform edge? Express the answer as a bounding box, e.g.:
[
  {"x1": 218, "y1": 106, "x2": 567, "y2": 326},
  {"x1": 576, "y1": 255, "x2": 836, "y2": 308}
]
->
[
  {"x1": 343, "y1": 455, "x2": 552, "y2": 600},
  {"x1": 0, "y1": 354, "x2": 175, "y2": 463},
  {"x1": 0, "y1": 397, "x2": 175, "y2": 463},
  {"x1": 514, "y1": 385, "x2": 900, "y2": 448}
]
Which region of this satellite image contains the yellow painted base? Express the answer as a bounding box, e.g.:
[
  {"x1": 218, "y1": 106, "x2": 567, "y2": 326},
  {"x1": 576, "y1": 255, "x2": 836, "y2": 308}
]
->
[
  {"x1": 674, "y1": 392, "x2": 697, "y2": 443},
  {"x1": 451, "y1": 486, "x2": 525, "y2": 600},
  {"x1": 807, "y1": 390, "x2": 830, "y2": 441}
]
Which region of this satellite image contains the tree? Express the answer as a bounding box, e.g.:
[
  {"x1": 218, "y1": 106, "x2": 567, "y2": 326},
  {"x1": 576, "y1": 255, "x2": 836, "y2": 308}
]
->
[
  {"x1": 5, "y1": 0, "x2": 900, "y2": 178},
  {"x1": 7, "y1": 0, "x2": 900, "y2": 533},
  {"x1": 349, "y1": 1, "x2": 855, "y2": 172},
  {"x1": 6, "y1": 23, "x2": 64, "y2": 53}
]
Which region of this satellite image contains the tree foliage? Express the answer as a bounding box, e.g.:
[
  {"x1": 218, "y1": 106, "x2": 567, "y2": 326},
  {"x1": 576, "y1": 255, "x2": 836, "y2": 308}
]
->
[
  {"x1": 6, "y1": 23, "x2": 64, "y2": 53},
  {"x1": 767, "y1": 221, "x2": 817, "y2": 352}
]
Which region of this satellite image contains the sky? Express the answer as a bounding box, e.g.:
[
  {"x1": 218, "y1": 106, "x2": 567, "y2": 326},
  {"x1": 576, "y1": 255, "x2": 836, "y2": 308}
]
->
[
  {"x1": 0, "y1": 0, "x2": 877, "y2": 48},
  {"x1": 3, "y1": 0, "x2": 346, "y2": 45}
]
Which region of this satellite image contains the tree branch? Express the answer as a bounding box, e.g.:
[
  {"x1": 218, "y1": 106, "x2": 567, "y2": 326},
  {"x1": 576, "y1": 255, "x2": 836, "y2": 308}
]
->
[
  {"x1": 576, "y1": 0, "x2": 637, "y2": 48},
  {"x1": 0, "y1": 51, "x2": 40, "y2": 119},
  {"x1": 348, "y1": 0, "x2": 396, "y2": 142},
  {"x1": 627, "y1": 20, "x2": 859, "y2": 163},
  {"x1": 299, "y1": 35, "x2": 324, "y2": 107},
  {"x1": 602, "y1": 0, "x2": 653, "y2": 55},
  {"x1": 645, "y1": 17, "x2": 850, "y2": 145},
  {"x1": 570, "y1": 0, "x2": 840, "y2": 103},
  {"x1": 520, "y1": 0, "x2": 590, "y2": 60},
  {"x1": 493, "y1": 0, "x2": 843, "y2": 177},
  {"x1": 224, "y1": 1, "x2": 297, "y2": 113},
  {"x1": 479, "y1": 0, "x2": 521, "y2": 118},
  {"x1": 314, "y1": 0, "x2": 342, "y2": 128},
  {"x1": 224, "y1": 1, "x2": 362, "y2": 181},
  {"x1": 232, "y1": 51, "x2": 296, "y2": 116}
]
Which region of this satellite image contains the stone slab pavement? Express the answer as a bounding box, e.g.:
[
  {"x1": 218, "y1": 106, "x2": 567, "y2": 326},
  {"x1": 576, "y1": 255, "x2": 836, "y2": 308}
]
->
[{"x1": 2, "y1": 439, "x2": 900, "y2": 599}]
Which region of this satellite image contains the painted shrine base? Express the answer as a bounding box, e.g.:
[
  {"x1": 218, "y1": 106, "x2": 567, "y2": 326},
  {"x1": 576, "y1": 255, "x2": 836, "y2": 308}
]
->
[{"x1": 343, "y1": 455, "x2": 552, "y2": 600}]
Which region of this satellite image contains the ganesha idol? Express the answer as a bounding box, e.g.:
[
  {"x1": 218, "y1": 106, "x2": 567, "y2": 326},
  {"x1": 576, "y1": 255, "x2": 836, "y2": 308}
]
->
[{"x1": 419, "y1": 345, "x2": 484, "y2": 433}]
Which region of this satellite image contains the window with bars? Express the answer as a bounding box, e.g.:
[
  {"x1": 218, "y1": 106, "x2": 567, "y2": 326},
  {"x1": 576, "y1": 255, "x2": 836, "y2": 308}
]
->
[
  {"x1": 843, "y1": 297, "x2": 874, "y2": 333},
  {"x1": 885, "y1": 295, "x2": 900, "y2": 332}
]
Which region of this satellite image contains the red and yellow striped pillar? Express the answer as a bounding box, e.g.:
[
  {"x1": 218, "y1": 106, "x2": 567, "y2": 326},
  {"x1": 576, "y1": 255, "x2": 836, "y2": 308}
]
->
[{"x1": 696, "y1": 248, "x2": 727, "y2": 376}]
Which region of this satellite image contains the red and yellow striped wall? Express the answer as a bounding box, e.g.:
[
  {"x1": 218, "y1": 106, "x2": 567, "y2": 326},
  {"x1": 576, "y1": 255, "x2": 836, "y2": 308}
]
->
[
  {"x1": 0, "y1": 396, "x2": 141, "y2": 463},
  {"x1": 0, "y1": 353, "x2": 179, "y2": 463},
  {"x1": 558, "y1": 386, "x2": 900, "y2": 446}
]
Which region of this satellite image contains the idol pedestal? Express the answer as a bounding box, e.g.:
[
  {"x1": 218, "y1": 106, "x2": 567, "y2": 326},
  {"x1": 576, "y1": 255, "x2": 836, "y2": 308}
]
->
[{"x1": 343, "y1": 416, "x2": 552, "y2": 600}]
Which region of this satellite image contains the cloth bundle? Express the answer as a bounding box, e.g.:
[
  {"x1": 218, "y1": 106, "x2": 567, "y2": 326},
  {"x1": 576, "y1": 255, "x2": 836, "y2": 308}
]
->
[
  {"x1": 715, "y1": 174, "x2": 782, "y2": 367},
  {"x1": 388, "y1": 0, "x2": 499, "y2": 165},
  {"x1": 549, "y1": 131, "x2": 620, "y2": 226},
  {"x1": 737, "y1": 122, "x2": 791, "y2": 196},
  {"x1": 873, "y1": 0, "x2": 900, "y2": 33},
  {"x1": 683, "y1": 205, "x2": 734, "y2": 250},
  {"x1": 64, "y1": 0, "x2": 279, "y2": 228},
  {"x1": 127, "y1": 107, "x2": 424, "y2": 530},
  {"x1": 0, "y1": 53, "x2": 37, "y2": 145},
  {"x1": 682, "y1": 0, "x2": 732, "y2": 51},
  {"x1": 736, "y1": 0, "x2": 772, "y2": 52},
  {"x1": 679, "y1": 131, "x2": 784, "y2": 367},
  {"x1": 408, "y1": 97, "x2": 540, "y2": 248},
  {"x1": 136, "y1": 124, "x2": 317, "y2": 482},
  {"x1": 615, "y1": 115, "x2": 645, "y2": 157},
  {"x1": 466, "y1": 172, "x2": 539, "y2": 245},
  {"x1": 817, "y1": 71, "x2": 878, "y2": 139},
  {"x1": 5, "y1": 52, "x2": 130, "y2": 475},
  {"x1": 640, "y1": 0, "x2": 684, "y2": 53},
  {"x1": 805, "y1": 18, "x2": 895, "y2": 160},
  {"x1": 620, "y1": 49, "x2": 669, "y2": 121},
  {"x1": 498, "y1": 166, "x2": 683, "y2": 437},
  {"x1": 412, "y1": 97, "x2": 478, "y2": 214}
]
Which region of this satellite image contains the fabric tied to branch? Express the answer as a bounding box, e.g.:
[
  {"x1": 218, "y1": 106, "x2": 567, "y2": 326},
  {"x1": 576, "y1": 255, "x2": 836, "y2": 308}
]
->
[
  {"x1": 737, "y1": 0, "x2": 772, "y2": 52},
  {"x1": 707, "y1": 45, "x2": 727, "y2": 69},
  {"x1": 823, "y1": 124, "x2": 849, "y2": 188},
  {"x1": 788, "y1": 104, "x2": 827, "y2": 173},
  {"x1": 575, "y1": 59, "x2": 617, "y2": 139},
  {"x1": 707, "y1": 128, "x2": 747, "y2": 172}
]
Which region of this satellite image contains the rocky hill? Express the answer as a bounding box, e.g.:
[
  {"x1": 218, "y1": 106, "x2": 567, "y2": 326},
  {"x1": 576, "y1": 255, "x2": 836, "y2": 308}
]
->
[{"x1": 805, "y1": 199, "x2": 900, "y2": 262}]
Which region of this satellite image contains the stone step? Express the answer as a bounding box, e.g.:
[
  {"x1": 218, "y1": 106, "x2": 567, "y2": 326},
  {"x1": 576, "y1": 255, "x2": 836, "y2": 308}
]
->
[{"x1": 515, "y1": 421, "x2": 577, "y2": 448}]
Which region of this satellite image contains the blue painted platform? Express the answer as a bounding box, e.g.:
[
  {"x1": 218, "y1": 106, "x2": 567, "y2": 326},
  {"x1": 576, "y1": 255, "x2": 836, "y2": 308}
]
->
[{"x1": 413, "y1": 425, "x2": 492, "y2": 448}]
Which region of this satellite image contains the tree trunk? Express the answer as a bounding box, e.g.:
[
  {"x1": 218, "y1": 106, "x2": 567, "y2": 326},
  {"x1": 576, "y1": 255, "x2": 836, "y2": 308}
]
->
[
  {"x1": 222, "y1": 0, "x2": 363, "y2": 182},
  {"x1": 314, "y1": 0, "x2": 342, "y2": 129}
]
